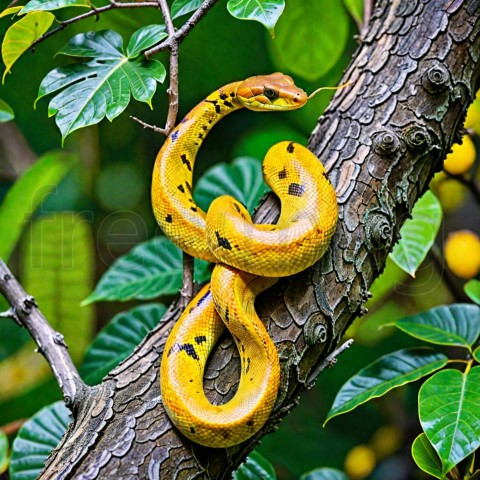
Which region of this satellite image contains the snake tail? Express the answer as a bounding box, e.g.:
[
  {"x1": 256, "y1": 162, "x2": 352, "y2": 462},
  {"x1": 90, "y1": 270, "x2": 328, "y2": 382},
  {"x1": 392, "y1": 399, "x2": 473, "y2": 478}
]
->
[{"x1": 160, "y1": 266, "x2": 279, "y2": 448}]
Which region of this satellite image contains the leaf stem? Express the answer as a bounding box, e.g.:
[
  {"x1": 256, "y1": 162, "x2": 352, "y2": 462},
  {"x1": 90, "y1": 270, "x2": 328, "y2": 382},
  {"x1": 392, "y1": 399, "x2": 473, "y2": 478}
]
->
[{"x1": 0, "y1": 259, "x2": 89, "y2": 409}]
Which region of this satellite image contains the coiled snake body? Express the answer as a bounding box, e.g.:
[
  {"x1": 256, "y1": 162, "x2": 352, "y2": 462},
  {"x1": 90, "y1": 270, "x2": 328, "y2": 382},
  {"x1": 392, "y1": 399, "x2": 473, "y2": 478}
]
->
[{"x1": 152, "y1": 73, "x2": 338, "y2": 448}]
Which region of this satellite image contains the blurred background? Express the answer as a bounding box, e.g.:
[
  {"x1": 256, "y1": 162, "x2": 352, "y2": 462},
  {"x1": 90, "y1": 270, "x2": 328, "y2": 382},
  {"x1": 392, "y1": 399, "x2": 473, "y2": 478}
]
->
[{"x1": 0, "y1": 1, "x2": 479, "y2": 478}]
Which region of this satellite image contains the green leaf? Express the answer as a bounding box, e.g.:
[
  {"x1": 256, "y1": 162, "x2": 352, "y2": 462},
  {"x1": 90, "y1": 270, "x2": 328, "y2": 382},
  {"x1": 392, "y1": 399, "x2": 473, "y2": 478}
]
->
[
  {"x1": 9, "y1": 401, "x2": 70, "y2": 480},
  {"x1": 299, "y1": 468, "x2": 348, "y2": 480},
  {"x1": 0, "y1": 98, "x2": 14, "y2": 122},
  {"x1": 194, "y1": 157, "x2": 267, "y2": 212},
  {"x1": 411, "y1": 433, "x2": 442, "y2": 479},
  {"x1": 83, "y1": 236, "x2": 210, "y2": 304},
  {"x1": 20, "y1": 213, "x2": 95, "y2": 362},
  {"x1": 126, "y1": 24, "x2": 167, "y2": 58},
  {"x1": 473, "y1": 346, "x2": 480, "y2": 363},
  {"x1": 343, "y1": 0, "x2": 363, "y2": 27},
  {"x1": 0, "y1": 430, "x2": 8, "y2": 474},
  {"x1": 227, "y1": 0, "x2": 285, "y2": 37},
  {"x1": 2, "y1": 11, "x2": 55, "y2": 81},
  {"x1": 390, "y1": 191, "x2": 442, "y2": 277},
  {"x1": 81, "y1": 303, "x2": 166, "y2": 384},
  {"x1": 37, "y1": 30, "x2": 166, "y2": 139},
  {"x1": 233, "y1": 451, "x2": 276, "y2": 480},
  {"x1": 0, "y1": 151, "x2": 76, "y2": 262},
  {"x1": 0, "y1": 7, "x2": 23, "y2": 19},
  {"x1": 465, "y1": 279, "x2": 480, "y2": 305},
  {"x1": 392, "y1": 304, "x2": 480, "y2": 349},
  {"x1": 268, "y1": 0, "x2": 349, "y2": 81},
  {"x1": 325, "y1": 348, "x2": 448, "y2": 423},
  {"x1": 21, "y1": 0, "x2": 90, "y2": 14},
  {"x1": 419, "y1": 367, "x2": 480, "y2": 475},
  {"x1": 171, "y1": 0, "x2": 202, "y2": 19}
]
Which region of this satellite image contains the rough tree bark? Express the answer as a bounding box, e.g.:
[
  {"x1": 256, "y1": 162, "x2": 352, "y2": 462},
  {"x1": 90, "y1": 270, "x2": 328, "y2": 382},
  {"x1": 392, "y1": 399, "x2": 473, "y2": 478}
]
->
[{"x1": 32, "y1": 0, "x2": 480, "y2": 478}]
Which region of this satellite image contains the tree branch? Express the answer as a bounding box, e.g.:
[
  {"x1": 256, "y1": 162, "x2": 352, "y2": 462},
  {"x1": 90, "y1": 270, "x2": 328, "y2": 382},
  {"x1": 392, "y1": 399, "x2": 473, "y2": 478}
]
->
[
  {"x1": 0, "y1": 260, "x2": 88, "y2": 409},
  {"x1": 144, "y1": 0, "x2": 220, "y2": 58},
  {"x1": 30, "y1": 1, "x2": 159, "y2": 50}
]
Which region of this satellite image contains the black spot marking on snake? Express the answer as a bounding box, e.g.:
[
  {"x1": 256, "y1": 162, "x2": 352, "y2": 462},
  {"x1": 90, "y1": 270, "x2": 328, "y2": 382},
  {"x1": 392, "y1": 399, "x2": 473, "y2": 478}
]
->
[
  {"x1": 225, "y1": 306, "x2": 230, "y2": 323},
  {"x1": 177, "y1": 184, "x2": 185, "y2": 193},
  {"x1": 322, "y1": 171, "x2": 330, "y2": 182},
  {"x1": 241, "y1": 344, "x2": 245, "y2": 352},
  {"x1": 205, "y1": 99, "x2": 221, "y2": 114},
  {"x1": 198, "y1": 133, "x2": 204, "y2": 139},
  {"x1": 197, "y1": 290, "x2": 210, "y2": 306},
  {"x1": 186, "y1": 181, "x2": 192, "y2": 192},
  {"x1": 245, "y1": 357, "x2": 251, "y2": 374},
  {"x1": 287, "y1": 142, "x2": 295, "y2": 153},
  {"x1": 288, "y1": 183, "x2": 305, "y2": 197},
  {"x1": 230, "y1": 92, "x2": 236, "y2": 98},
  {"x1": 224, "y1": 100, "x2": 233, "y2": 108},
  {"x1": 165, "y1": 214, "x2": 173, "y2": 223},
  {"x1": 190, "y1": 426, "x2": 196, "y2": 434},
  {"x1": 234, "y1": 203, "x2": 242, "y2": 213},
  {"x1": 181, "y1": 154, "x2": 192, "y2": 171},
  {"x1": 168, "y1": 342, "x2": 199, "y2": 360},
  {"x1": 191, "y1": 206, "x2": 198, "y2": 212},
  {"x1": 278, "y1": 167, "x2": 287, "y2": 179},
  {"x1": 246, "y1": 420, "x2": 254, "y2": 427},
  {"x1": 219, "y1": 93, "x2": 228, "y2": 100},
  {"x1": 195, "y1": 335, "x2": 207, "y2": 344},
  {"x1": 215, "y1": 231, "x2": 232, "y2": 250},
  {"x1": 202, "y1": 125, "x2": 208, "y2": 131},
  {"x1": 190, "y1": 379, "x2": 193, "y2": 382},
  {"x1": 171, "y1": 130, "x2": 179, "y2": 142}
]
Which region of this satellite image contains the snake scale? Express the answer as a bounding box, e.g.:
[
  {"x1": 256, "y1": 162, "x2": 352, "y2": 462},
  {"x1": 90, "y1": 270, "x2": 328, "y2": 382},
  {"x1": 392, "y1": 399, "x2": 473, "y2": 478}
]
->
[{"x1": 152, "y1": 73, "x2": 338, "y2": 448}]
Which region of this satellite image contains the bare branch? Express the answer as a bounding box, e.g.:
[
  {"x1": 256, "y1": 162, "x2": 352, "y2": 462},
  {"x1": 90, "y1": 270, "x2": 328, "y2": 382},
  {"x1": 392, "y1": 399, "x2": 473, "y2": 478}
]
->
[
  {"x1": 179, "y1": 252, "x2": 194, "y2": 309},
  {"x1": 145, "y1": 0, "x2": 220, "y2": 57},
  {"x1": 30, "y1": 1, "x2": 159, "y2": 50},
  {"x1": 0, "y1": 259, "x2": 88, "y2": 409}
]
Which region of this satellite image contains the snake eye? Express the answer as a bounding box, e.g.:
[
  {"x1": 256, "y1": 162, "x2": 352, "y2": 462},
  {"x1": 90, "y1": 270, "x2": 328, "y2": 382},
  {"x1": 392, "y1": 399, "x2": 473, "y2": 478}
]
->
[{"x1": 263, "y1": 87, "x2": 279, "y2": 100}]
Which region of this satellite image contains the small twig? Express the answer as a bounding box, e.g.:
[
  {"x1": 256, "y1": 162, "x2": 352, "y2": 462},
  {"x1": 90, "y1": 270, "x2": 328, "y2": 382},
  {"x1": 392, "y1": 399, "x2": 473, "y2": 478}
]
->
[
  {"x1": 0, "y1": 259, "x2": 88, "y2": 408},
  {"x1": 145, "y1": 0, "x2": 220, "y2": 58},
  {"x1": 130, "y1": 115, "x2": 166, "y2": 133},
  {"x1": 306, "y1": 339, "x2": 354, "y2": 386},
  {"x1": 30, "y1": 1, "x2": 159, "y2": 50},
  {"x1": 0, "y1": 306, "x2": 20, "y2": 325},
  {"x1": 179, "y1": 253, "x2": 195, "y2": 309}
]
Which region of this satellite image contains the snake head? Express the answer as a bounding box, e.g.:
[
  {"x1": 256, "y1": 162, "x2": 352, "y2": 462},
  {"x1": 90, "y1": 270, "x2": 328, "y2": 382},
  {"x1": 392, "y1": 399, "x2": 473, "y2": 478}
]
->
[{"x1": 236, "y1": 73, "x2": 308, "y2": 111}]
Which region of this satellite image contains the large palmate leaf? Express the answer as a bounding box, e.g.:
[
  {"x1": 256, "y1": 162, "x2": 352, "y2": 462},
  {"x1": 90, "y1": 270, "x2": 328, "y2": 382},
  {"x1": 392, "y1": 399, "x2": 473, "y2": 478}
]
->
[
  {"x1": 299, "y1": 468, "x2": 348, "y2": 480},
  {"x1": 0, "y1": 98, "x2": 14, "y2": 122},
  {"x1": 81, "y1": 303, "x2": 166, "y2": 384},
  {"x1": 390, "y1": 191, "x2": 442, "y2": 277},
  {"x1": 227, "y1": 0, "x2": 285, "y2": 36},
  {"x1": 9, "y1": 402, "x2": 70, "y2": 480},
  {"x1": 419, "y1": 367, "x2": 480, "y2": 475},
  {"x1": 171, "y1": 0, "x2": 202, "y2": 19},
  {"x1": 21, "y1": 0, "x2": 90, "y2": 13},
  {"x1": 268, "y1": 0, "x2": 349, "y2": 81},
  {"x1": 194, "y1": 157, "x2": 267, "y2": 212},
  {"x1": 325, "y1": 348, "x2": 448, "y2": 423},
  {"x1": 2, "y1": 11, "x2": 55, "y2": 81},
  {"x1": 233, "y1": 451, "x2": 276, "y2": 480},
  {"x1": 411, "y1": 433, "x2": 442, "y2": 479},
  {"x1": 37, "y1": 28, "x2": 166, "y2": 139},
  {"x1": 392, "y1": 304, "x2": 480, "y2": 350},
  {"x1": 21, "y1": 213, "x2": 95, "y2": 361},
  {"x1": 0, "y1": 151, "x2": 76, "y2": 262},
  {"x1": 83, "y1": 236, "x2": 210, "y2": 304}
]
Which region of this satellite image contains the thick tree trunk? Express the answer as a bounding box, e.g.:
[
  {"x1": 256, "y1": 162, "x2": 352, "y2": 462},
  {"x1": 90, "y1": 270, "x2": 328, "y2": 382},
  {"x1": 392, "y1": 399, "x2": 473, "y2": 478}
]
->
[{"x1": 40, "y1": 0, "x2": 480, "y2": 478}]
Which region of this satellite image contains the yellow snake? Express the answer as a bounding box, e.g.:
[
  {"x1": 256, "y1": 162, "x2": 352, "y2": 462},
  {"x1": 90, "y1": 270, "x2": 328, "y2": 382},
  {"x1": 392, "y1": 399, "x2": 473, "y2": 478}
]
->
[{"x1": 152, "y1": 73, "x2": 338, "y2": 448}]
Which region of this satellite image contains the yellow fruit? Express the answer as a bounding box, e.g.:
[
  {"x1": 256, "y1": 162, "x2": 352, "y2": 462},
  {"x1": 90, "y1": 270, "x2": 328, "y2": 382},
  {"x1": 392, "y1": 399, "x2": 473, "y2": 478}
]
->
[
  {"x1": 370, "y1": 425, "x2": 403, "y2": 460},
  {"x1": 429, "y1": 172, "x2": 466, "y2": 213},
  {"x1": 443, "y1": 135, "x2": 476, "y2": 175},
  {"x1": 444, "y1": 230, "x2": 480, "y2": 279},
  {"x1": 344, "y1": 445, "x2": 376, "y2": 480}
]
